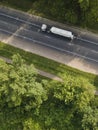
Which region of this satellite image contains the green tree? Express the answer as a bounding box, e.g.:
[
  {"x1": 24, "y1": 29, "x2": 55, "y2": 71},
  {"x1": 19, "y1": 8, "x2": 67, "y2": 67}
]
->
[
  {"x1": 78, "y1": 0, "x2": 89, "y2": 10},
  {"x1": 23, "y1": 118, "x2": 42, "y2": 130},
  {"x1": 0, "y1": 54, "x2": 48, "y2": 111},
  {"x1": 82, "y1": 106, "x2": 98, "y2": 130},
  {"x1": 0, "y1": 54, "x2": 49, "y2": 129},
  {"x1": 53, "y1": 76, "x2": 95, "y2": 111},
  {"x1": 38, "y1": 76, "x2": 96, "y2": 130},
  {"x1": 0, "y1": 55, "x2": 97, "y2": 130}
]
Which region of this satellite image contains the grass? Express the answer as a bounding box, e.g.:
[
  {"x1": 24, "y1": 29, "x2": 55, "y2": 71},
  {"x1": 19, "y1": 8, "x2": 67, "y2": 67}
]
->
[
  {"x1": 0, "y1": 41, "x2": 98, "y2": 88},
  {"x1": 0, "y1": 41, "x2": 98, "y2": 130}
]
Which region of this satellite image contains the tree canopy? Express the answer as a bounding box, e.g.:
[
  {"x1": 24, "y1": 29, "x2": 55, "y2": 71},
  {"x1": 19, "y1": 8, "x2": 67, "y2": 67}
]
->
[
  {"x1": 0, "y1": 54, "x2": 48, "y2": 111},
  {"x1": 0, "y1": 54, "x2": 97, "y2": 130}
]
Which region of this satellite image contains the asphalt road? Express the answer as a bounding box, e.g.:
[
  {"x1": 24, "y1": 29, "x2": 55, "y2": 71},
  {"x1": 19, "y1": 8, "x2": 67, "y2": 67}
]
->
[{"x1": 0, "y1": 7, "x2": 98, "y2": 65}]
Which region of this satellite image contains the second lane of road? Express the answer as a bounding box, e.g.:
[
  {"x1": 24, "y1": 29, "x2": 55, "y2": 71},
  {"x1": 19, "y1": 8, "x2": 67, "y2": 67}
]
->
[{"x1": 0, "y1": 10, "x2": 98, "y2": 64}]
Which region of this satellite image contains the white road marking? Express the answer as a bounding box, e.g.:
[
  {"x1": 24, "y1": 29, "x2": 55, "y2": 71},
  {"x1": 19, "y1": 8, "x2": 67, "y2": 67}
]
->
[
  {"x1": 77, "y1": 37, "x2": 98, "y2": 46},
  {"x1": 0, "y1": 12, "x2": 40, "y2": 28},
  {"x1": 0, "y1": 12, "x2": 98, "y2": 47},
  {"x1": 91, "y1": 50, "x2": 98, "y2": 54},
  {"x1": 68, "y1": 42, "x2": 73, "y2": 46},
  {"x1": 0, "y1": 20, "x2": 54, "y2": 40},
  {"x1": 0, "y1": 19, "x2": 38, "y2": 34},
  {"x1": 45, "y1": 35, "x2": 51, "y2": 38},
  {"x1": 0, "y1": 28, "x2": 98, "y2": 63}
]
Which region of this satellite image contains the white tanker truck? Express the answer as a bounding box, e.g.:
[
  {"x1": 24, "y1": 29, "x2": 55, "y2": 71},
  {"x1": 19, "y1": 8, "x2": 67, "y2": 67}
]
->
[{"x1": 41, "y1": 24, "x2": 74, "y2": 40}]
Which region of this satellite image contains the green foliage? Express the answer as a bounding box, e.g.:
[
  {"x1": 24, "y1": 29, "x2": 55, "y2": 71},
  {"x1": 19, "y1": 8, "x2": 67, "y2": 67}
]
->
[
  {"x1": 38, "y1": 101, "x2": 74, "y2": 130},
  {"x1": 78, "y1": 0, "x2": 89, "y2": 11},
  {"x1": 0, "y1": 0, "x2": 98, "y2": 128},
  {"x1": 82, "y1": 107, "x2": 98, "y2": 130},
  {"x1": 0, "y1": 108, "x2": 23, "y2": 130},
  {"x1": 52, "y1": 76, "x2": 95, "y2": 111},
  {"x1": 0, "y1": 54, "x2": 48, "y2": 111},
  {"x1": 23, "y1": 118, "x2": 42, "y2": 130},
  {"x1": 85, "y1": 0, "x2": 98, "y2": 29},
  {"x1": 37, "y1": 77, "x2": 96, "y2": 130},
  {"x1": 0, "y1": 53, "x2": 97, "y2": 130},
  {"x1": 0, "y1": 55, "x2": 97, "y2": 130},
  {"x1": 1, "y1": 0, "x2": 98, "y2": 30},
  {"x1": 0, "y1": 42, "x2": 98, "y2": 89},
  {"x1": 65, "y1": 10, "x2": 78, "y2": 24}
]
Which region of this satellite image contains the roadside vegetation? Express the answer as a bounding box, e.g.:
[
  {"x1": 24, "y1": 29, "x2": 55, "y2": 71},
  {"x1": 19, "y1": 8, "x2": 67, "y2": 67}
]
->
[
  {"x1": 0, "y1": 41, "x2": 98, "y2": 88},
  {"x1": 0, "y1": 1, "x2": 98, "y2": 129},
  {"x1": 0, "y1": 0, "x2": 98, "y2": 32},
  {"x1": 0, "y1": 53, "x2": 98, "y2": 130}
]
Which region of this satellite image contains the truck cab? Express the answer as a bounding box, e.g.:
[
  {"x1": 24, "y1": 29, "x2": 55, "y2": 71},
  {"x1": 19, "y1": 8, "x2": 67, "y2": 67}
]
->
[{"x1": 41, "y1": 24, "x2": 47, "y2": 31}]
